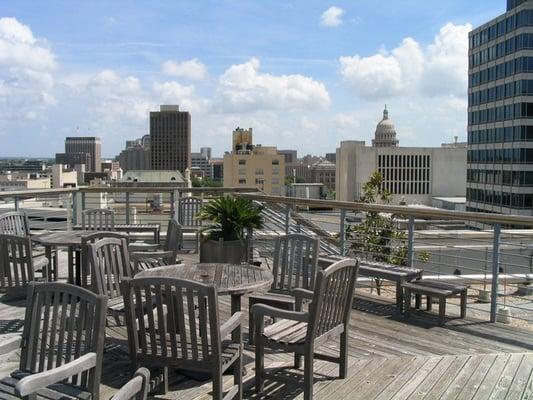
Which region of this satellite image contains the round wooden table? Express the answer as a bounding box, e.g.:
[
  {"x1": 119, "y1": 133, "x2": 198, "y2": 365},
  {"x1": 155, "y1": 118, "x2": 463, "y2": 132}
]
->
[
  {"x1": 32, "y1": 230, "x2": 93, "y2": 283},
  {"x1": 136, "y1": 263, "x2": 273, "y2": 342}
]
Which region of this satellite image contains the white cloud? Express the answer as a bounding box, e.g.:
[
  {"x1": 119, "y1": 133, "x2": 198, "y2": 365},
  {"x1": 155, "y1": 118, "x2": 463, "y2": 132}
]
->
[
  {"x1": 162, "y1": 58, "x2": 207, "y2": 80},
  {"x1": 152, "y1": 81, "x2": 208, "y2": 113},
  {"x1": 339, "y1": 22, "x2": 471, "y2": 100},
  {"x1": 214, "y1": 58, "x2": 330, "y2": 113},
  {"x1": 320, "y1": 6, "x2": 345, "y2": 27}
]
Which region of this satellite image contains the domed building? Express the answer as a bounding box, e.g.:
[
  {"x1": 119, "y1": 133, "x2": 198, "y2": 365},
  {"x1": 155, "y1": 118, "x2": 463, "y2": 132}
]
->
[{"x1": 372, "y1": 106, "x2": 399, "y2": 148}]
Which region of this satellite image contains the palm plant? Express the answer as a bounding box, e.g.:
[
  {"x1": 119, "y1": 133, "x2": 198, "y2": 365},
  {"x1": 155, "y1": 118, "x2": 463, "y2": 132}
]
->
[{"x1": 197, "y1": 196, "x2": 264, "y2": 243}]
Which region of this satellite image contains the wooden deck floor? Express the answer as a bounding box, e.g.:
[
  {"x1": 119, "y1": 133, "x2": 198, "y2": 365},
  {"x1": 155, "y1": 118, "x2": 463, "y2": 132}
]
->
[{"x1": 0, "y1": 252, "x2": 532, "y2": 399}]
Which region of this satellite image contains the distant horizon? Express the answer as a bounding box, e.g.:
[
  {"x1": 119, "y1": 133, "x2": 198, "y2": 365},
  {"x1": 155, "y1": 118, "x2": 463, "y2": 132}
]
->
[{"x1": 0, "y1": 0, "x2": 506, "y2": 157}]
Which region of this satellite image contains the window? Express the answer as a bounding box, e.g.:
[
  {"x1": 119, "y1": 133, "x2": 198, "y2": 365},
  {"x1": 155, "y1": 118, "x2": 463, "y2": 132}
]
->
[
  {"x1": 255, "y1": 178, "x2": 265, "y2": 185},
  {"x1": 272, "y1": 178, "x2": 279, "y2": 185},
  {"x1": 238, "y1": 179, "x2": 246, "y2": 185},
  {"x1": 272, "y1": 168, "x2": 279, "y2": 175},
  {"x1": 238, "y1": 159, "x2": 246, "y2": 165},
  {"x1": 272, "y1": 159, "x2": 279, "y2": 165},
  {"x1": 255, "y1": 168, "x2": 264, "y2": 175}
]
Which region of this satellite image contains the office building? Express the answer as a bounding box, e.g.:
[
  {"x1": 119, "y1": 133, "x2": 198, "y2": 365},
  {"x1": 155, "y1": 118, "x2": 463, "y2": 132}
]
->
[
  {"x1": 223, "y1": 127, "x2": 285, "y2": 195},
  {"x1": 279, "y1": 150, "x2": 298, "y2": 164},
  {"x1": 55, "y1": 152, "x2": 92, "y2": 171},
  {"x1": 200, "y1": 147, "x2": 212, "y2": 160},
  {"x1": 336, "y1": 109, "x2": 467, "y2": 205},
  {"x1": 150, "y1": 105, "x2": 191, "y2": 173},
  {"x1": 191, "y1": 152, "x2": 212, "y2": 179},
  {"x1": 467, "y1": 0, "x2": 533, "y2": 216},
  {"x1": 211, "y1": 159, "x2": 224, "y2": 182},
  {"x1": 64, "y1": 137, "x2": 101, "y2": 172},
  {"x1": 116, "y1": 135, "x2": 151, "y2": 172}
]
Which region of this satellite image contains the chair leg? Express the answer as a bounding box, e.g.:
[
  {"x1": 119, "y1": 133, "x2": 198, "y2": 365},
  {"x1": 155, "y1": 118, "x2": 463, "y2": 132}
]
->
[
  {"x1": 415, "y1": 294, "x2": 421, "y2": 309},
  {"x1": 460, "y1": 290, "x2": 467, "y2": 318},
  {"x1": 404, "y1": 289, "x2": 411, "y2": 318},
  {"x1": 212, "y1": 368, "x2": 223, "y2": 400},
  {"x1": 234, "y1": 345, "x2": 243, "y2": 399},
  {"x1": 248, "y1": 300, "x2": 256, "y2": 346},
  {"x1": 427, "y1": 296, "x2": 432, "y2": 311},
  {"x1": 255, "y1": 338, "x2": 264, "y2": 393},
  {"x1": 294, "y1": 353, "x2": 302, "y2": 369},
  {"x1": 339, "y1": 331, "x2": 348, "y2": 379},
  {"x1": 156, "y1": 366, "x2": 168, "y2": 395},
  {"x1": 439, "y1": 297, "x2": 446, "y2": 326},
  {"x1": 304, "y1": 351, "x2": 314, "y2": 400}
]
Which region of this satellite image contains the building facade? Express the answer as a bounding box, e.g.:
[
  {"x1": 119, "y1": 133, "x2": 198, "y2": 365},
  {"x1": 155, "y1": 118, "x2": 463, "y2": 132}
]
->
[
  {"x1": 116, "y1": 135, "x2": 151, "y2": 172},
  {"x1": 64, "y1": 137, "x2": 101, "y2": 172},
  {"x1": 310, "y1": 160, "x2": 336, "y2": 191},
  {"x1": 337, "y1": 109, "x2": 466, "y2": 205},
  {"x1": 467, "y1": 0, "x2": 533, "y2": 216},
  {"x1": 150, "y1": 105, "x2": 191, "y2": 173},
  {"x1": 223, "y1": 127, "x2": 285, "y2": 195},
  {"x1": 191, "y1": 152, "x2": 212, "y2": 179}
]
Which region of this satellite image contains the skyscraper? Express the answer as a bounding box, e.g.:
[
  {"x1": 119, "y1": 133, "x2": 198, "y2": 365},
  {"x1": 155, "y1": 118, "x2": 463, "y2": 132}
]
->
[
  {"x1": 64, "y1": 137, "x2": 101, "y2": 172},
  {"x1": 467, "y1": 0, "x2": 533, "y2": 216},
  {"x1": 150, "y1": 105, "x2": 191, "y2": 173}
]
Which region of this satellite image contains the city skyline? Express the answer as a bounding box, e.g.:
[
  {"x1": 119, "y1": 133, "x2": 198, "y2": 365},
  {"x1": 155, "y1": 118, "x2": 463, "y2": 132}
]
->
[{"x1": 0, "y1": 0, "x2": 506, "y2": 158}]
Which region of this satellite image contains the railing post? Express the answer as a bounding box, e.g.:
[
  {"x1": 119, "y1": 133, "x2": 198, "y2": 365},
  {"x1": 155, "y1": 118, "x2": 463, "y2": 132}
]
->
[
  {"x1": 14, "y1": 196, "x2": 19, "y2": 211},
  {"x1": 72, "y1": 191, "x2": 78, "y2": 226},
  {"x1": 490, "y1": 223, "x2": 501, "y2": 323},
  {"x1": 65, "y1": 194, "x2": 72, "y2": 231},
  {"x1": 81, "y1": 191, "x2": 86, "y2": 212},
  {"x1": 284, "y1": 204, "x2": 291, "y2": 235},
  {"x1": 407, "y1": 216, "x2": 415, "y2": 268},
  {"x1": 125, "y1": 192, "x2": 130, "y2": 225},
  {"x1": 170, "y1": 190, "x2": 176, "y2": 221},
  {"x1": 339, "y1": 209, "x2": 346, "y2": 256}
]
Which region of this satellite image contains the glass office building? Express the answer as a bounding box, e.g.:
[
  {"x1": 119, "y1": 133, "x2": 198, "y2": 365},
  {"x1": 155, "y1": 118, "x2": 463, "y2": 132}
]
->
[{"x1": 467, "y1": 0, "x2": 533, "y2": 216}]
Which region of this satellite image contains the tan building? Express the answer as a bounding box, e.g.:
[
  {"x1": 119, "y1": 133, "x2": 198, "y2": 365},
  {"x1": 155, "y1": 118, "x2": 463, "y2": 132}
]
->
[
  {"x1": 223, "y1": 127, "x2": 285, "y2": 195},
  {"x1": 311, "y1": 159, "x2": 336, "y2": 191}
]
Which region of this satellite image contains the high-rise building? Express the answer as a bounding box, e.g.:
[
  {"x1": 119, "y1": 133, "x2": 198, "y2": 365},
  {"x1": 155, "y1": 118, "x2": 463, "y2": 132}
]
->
[
  {"x1": 150, "y1": 105, "x2": 191, "y2": 173},
  {"x1": 200, "y1": 147, "x2": 212, "y2": 160},
  {"x1": 64, "y1": 137, "x2": 101, "y2": 172},
  {"x1": 278, "y1": 150, "x2": 298, "y2": 164},
  {"x1": 191, "y1": 152, "x2": 212, "y2": 179},
  {"x1": 223, "y1": 127, "x2": 285, "y2": 195},
  {"x1": 116, "y1": 135, "x2": 151, "y2": 172},
  {"x1": 467, "y1": 0, "x2": 533, "y2": 217}
]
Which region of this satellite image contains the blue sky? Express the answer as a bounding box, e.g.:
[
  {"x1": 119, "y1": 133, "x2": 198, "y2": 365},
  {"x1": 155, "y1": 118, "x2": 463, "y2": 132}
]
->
[{"x1": 0, "y1": 0, "x2": 505, "y2": 158}]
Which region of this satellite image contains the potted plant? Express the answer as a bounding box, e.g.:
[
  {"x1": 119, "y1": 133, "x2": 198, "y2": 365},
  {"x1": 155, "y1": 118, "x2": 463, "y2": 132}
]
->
[{"x1": 197, "y1": 195, "x2": 264, "y2": 264}]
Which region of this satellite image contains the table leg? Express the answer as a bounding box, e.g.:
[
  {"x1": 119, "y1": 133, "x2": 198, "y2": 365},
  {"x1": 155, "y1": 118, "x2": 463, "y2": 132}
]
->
[
  {"x1": 231, "y1": 294, "x2": 242, "y2": 342},
  {"x1": 396, "y1": 281, "x2": 403, "y2": 314},
  {"x1": 44, "y1": 245, "x2": 52, "y2": 281},
  {"x1": 404, "y1": 288, "x2": 411, "y2": 318},
  {"x1": 460, "y1": 290, "x2": 467, "y2": 319},
  {"x1": 75, "y1": 249, "x2": 81, "y2": 286},
  {"x1": 52, "y1": 246, "x2": 58, "y2": 281},
  {"x1": 67, "y1": 248, "x2": 74, "y2": 284}
]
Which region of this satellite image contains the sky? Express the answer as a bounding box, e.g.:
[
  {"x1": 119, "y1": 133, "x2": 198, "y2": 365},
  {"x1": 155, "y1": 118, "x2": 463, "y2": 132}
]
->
[{"x1": 0, "y1": 0, "x2": 506, "y2": 158}]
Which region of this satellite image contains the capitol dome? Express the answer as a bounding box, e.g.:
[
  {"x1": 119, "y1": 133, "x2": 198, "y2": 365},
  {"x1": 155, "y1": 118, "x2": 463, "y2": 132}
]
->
[{"x1": 372, "y1": 106, "x2": 399, "y2": 148}]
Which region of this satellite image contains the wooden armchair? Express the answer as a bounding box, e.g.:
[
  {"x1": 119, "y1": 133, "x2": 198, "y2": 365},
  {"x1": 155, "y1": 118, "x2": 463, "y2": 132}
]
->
[
  {"x1": 0, "y1": 282, "x2": 107, "y2": 400},
  {"x1": 248, "y1": 234, "x2": 319, "y2": 344},
  {"x1": 121, "y1": 276, "x2": 243, "y2": 399},
  {"x1": 0, "y1": 211, "x2": 30, "y2": 236},
  {"x1": 82, "y1": 209, "x2": 115, "y2": 231},
  {"x1": 177, "y1": 197, "x2": 203, "y2": 252},
  {"x1": 128, "y1": 219, "x2": 184, "y2": 265},
  {"x1": 0, "y1": 234, "x2": 49, "y2": 297},
  {"x1": 87, "y1": 237, "x2": 132, "y2": 324},
  {"x1": 252, "y1": 258, "x2": 359, "y2": 400},
  {"x1": 112, "y1": 368, "x2": 150, "y2": 400}
]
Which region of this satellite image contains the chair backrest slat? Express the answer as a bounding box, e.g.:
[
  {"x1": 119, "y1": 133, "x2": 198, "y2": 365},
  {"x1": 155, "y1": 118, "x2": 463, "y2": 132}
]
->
[
  {"x1": 165, "y1": 219, "x2": 183, "y2": 252},
  {"x1": 82, "y1": 209, "x2": 115, "y2": 231},
  {"x1": 87, "y1": 237, "x2": 131, "y2": 299},
  {"x1": 0, "y1": 211, "x2": 30, "y2": 236},
  {"x1": 0, "y1": 234, "x2": 35, "y2": 292},
  {"x1": 271, "y1": 234, "x2": 319, "y2": 294},
  {"x1": 122, "y1": 277, "x2": 221, "y2": 368},
  {"x1": 19, "y1": 282, "x2": 106, "y2": 395},
  {"x1": 177, "y1": 197, "x2": 202, "y2": 227},
  {"x1": 308, "y1": 259, "x2": 359, "y2": 341}
]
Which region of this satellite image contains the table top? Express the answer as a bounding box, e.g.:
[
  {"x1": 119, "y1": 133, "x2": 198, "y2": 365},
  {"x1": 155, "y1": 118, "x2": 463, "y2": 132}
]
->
[
  {"x1": 73, "y1": 224, "x2": 160, "y2": 231},
  {"x1": 135, "y1": 263, "x2": 273, "y2": 296},
  {"x1": 32, "y1": 230, "x2": 94, "y2": 246}
]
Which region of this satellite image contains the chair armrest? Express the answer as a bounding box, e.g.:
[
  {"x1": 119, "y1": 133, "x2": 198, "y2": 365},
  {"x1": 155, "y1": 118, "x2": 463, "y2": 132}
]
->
[
  {"x1": 129, "y1": 243, "x2": 160, "y2": 252},
  {"x1": 220, "y1": 312, "x2": 243, "y2": 338},
  {"x1": 0, "y1": 336, "x2": 21, "y2": 356},
  {"x1": 293, "y1": 288, "x2": 314, "y2": 312},
  {"x1": 15, "y1": 353, "x2": 97, "y2": 397},
  {"x1": 251, "y1": 304, "x2": 308, "y2": 323}
]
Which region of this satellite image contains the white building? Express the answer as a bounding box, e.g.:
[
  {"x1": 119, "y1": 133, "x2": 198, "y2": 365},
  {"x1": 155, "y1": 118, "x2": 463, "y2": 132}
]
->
[{"x1": 336, "y1": 108, "x2": 467, "y2": 205}]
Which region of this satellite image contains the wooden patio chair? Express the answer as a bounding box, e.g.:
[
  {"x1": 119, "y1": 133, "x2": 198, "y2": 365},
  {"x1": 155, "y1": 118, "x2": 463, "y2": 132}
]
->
[
  {"x1": 0, "y1": 211, "x2": 31, "y2": 236},
  {"x1": 87, "y1": 236, "x2": 132, "y2": 325},
  {"x1": 112, "y1": 368, "x2": 150, "y2": 400},
  {"x1": 128, "y1": 219, "x2": 185, "y2": 264},
  {"x1": 248, "y1": 234, "x2": 319, "y2": 344},
  {"x1": 121, "y1": 276, "x2": 244, "y2": 399},
  {"x1": 0, "y1": 282, "x2": 107, "y2": 400},
  {"x1": 252, "y1": 258, "x2": 360, "y2": 400},
  {"x1": 0, "y1": 234, "x2": 48, "y2": 298},
  {"x1": 80, "y1": 231, "x2": 130, "y2": 289},
  {"x1": 177, "y1": 197, "x2": 203, "y2": 252},
  {"x1": 82, "y1": 208, "x2": 115, "y2": 231},
  {"x1": 130, "y1": 251, "x2": 180, "y2": 274}
]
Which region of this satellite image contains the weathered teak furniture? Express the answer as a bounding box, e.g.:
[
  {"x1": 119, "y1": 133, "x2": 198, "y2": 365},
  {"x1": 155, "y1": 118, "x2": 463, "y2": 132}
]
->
[
  {"x1": 0, "y1": 234, "x2": 48, "y2": 297},
  {"x1": 121, "y1": 276, "x2": 244, "y2": 399},
  {"x1": 177, "y1": 197, "x2": 202, "y2": 252},
  {"x1": 130, "y1": 251, "x2": 179, "y2": 274},
  {"x1": 0, "y1": 211, "x2": 31, "y2": 236},
  {"x1": 75, "y1": 224, "x2": 161, "y2": 244},
  {"x1": 253, "y1": 258, "x2": 359, "y2": 400},
  {"x1": 128, "y1": 219, "x2": 184, "y2": 264},
  {"x1": 112, "y1": 368, "x2": 150, "y2": 400},
  {"x1": 319, "y1": 256, "x2": 423, "y2": 313},
  {"x1": 0, "y1": 282, "x2": 107, "y2": 400},
  {"x1": 80, "y1": 231, "x2": 130, "y2": 288},
  {"x1": 82, "y1": 208, "x2": 115, "y2": 231},
  {"x1": 402, "y1": 279, "x2": 468, "y2": 326},
  {"x1": 87, "y1": 237, "x2": 132, "y2": 324},
  {"x1": 248, "y1": 234, "x2": 319, "y2": 344}
]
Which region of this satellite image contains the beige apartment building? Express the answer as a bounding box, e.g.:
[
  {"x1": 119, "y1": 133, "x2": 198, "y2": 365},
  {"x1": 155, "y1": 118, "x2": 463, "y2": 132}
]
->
[{"x1": 223, "y1": 127, "x2": 285, "y2": 195}]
